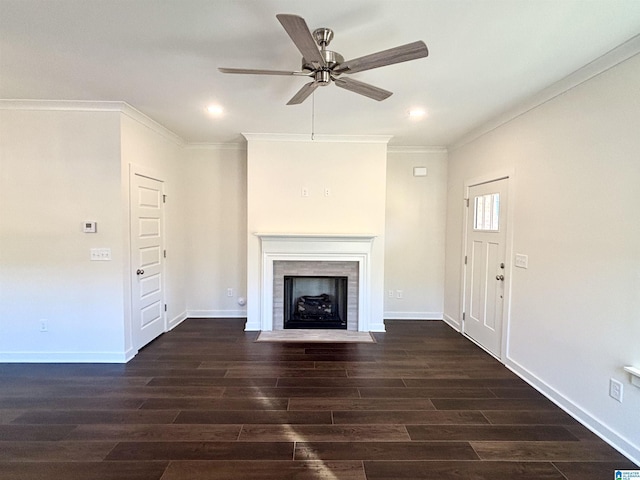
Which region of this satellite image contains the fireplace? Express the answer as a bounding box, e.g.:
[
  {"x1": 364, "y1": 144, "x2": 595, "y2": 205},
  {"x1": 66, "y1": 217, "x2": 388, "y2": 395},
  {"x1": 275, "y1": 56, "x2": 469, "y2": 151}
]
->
[
  {"x1": 251, "y1": 233, "x2": 384, "y2": 332},
  {"x1": 284, "y1": 276, "x2": 348, "y2": 329}
]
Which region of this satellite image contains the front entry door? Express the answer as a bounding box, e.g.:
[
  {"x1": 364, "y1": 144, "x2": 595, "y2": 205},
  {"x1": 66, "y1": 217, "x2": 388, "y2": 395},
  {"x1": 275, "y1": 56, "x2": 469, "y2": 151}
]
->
[
  {"x1": 463, "y1": 178, "x2": 508, "y2": 357},
  {"x1": 130, "y1": 170, "x2": 165, "y2": 350}
]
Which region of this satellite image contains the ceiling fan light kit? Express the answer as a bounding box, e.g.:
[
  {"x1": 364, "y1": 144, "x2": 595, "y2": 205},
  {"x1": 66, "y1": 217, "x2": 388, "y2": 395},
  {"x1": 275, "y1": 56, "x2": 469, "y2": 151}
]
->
[{"x1": 219, "y1": 14, "x2": 428, "y2": 105}]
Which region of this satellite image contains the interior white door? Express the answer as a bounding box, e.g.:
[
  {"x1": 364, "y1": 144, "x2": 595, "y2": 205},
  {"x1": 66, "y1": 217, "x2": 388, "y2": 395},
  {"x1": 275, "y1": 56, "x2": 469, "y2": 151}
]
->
[
  {"x1": 130, "y1": 171, "x2": 165, "y2": 350},
  {"x1": 463, "y1": 178, "x2": 508, "y2": 357}
]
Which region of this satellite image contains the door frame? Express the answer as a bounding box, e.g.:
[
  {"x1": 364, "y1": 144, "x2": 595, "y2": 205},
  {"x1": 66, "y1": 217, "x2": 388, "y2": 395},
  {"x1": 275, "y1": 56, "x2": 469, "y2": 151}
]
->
[
  {"x1": 126, "y1": 163, "x2": 167, "y2": 356},
  {"x1": 460, "y1": 170, "x2": 515, "y2": 361}
]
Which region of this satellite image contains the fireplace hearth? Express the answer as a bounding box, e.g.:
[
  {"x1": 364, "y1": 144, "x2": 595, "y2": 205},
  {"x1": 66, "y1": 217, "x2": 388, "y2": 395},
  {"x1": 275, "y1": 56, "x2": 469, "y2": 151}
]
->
[{"x1": 284, "y1": 276, "x2": 347, "y2": 329}]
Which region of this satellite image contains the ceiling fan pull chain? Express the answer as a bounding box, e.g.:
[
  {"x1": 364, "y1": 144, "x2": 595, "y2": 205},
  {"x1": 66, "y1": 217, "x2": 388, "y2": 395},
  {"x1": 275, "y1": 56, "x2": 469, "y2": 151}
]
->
[{"x1": 311, "y1": 91, "x2": 315, "y2": 141}]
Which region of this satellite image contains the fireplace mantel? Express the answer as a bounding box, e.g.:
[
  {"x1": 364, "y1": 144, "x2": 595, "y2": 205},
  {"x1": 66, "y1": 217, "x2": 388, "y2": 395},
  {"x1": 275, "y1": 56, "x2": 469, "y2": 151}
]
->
[
  {"x1": 255, "y1": 233, "x2": 379, "y2": 332},
  {"x1": 255, "y1": 233, "x2": 376, "y2": 241}
]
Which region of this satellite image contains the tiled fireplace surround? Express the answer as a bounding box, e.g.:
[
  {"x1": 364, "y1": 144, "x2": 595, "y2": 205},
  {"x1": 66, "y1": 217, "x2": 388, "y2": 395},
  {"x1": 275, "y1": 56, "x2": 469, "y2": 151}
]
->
[
  {"x1": 273, "y1": 260, "x2": 359, "y2": 331},
  {"x1": 256, "y1": 234, "x2": 375, "y2": 332}
]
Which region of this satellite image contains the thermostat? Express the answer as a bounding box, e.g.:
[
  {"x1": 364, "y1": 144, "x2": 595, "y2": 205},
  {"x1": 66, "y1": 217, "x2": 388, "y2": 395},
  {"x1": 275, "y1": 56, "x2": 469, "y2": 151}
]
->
[{"x1": 83, "y1": 221, "x2": 97, "y2": 233}]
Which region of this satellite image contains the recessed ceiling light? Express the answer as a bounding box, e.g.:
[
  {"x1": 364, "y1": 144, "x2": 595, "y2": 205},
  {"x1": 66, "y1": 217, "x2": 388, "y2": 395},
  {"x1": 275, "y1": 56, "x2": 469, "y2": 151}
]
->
[
  {"x1": 409, "y1": 108, "x2": 427, "y2": 119},
  {"x1": 206, "y1": 104, "x2": 224, "y2": 116}
]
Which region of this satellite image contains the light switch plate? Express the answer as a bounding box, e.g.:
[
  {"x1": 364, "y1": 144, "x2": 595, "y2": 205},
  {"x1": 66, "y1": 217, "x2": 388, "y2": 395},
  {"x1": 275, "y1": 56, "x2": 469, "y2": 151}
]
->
[
  {"x1": 90, "y1": 248, "x2": 111, "y2": 261},
  {"x1": 515, "y1": 254, "x2": 528, "y2": 269}
]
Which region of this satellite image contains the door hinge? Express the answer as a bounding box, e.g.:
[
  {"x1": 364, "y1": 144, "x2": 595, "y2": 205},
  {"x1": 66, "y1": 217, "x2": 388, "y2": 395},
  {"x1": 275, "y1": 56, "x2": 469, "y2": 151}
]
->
[
  {"x1": 462, "y1": 312, "x2": 465, "y2": 320},
  {"x1": 163, "y1": 194, "x2": 167, "y2": 203},
  {"x1": 464, "y1": 255, "x2": 467, "y2": 265},
  {"x1": 163, "y1": 249, "x2": 167, "y2": 258},
  {"x1": 164, "y1": 304, "x2": 167, "y2": 312},
  {"x1": 465, "y1": 198, "x2": 469, "y2": 207}
]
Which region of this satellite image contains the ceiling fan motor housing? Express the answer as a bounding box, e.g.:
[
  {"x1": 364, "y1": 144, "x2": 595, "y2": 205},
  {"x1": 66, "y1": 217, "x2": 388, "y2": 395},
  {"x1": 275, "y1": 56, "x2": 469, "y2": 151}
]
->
[{"x1": 302, "y1": 50, "x2": 344, "y2": 76}]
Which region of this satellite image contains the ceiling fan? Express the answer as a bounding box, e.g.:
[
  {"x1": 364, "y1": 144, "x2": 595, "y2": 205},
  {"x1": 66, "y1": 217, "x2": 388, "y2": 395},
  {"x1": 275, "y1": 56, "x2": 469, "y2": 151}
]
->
[{"x1": 219, "y1": 14, "x2": 429, "y2": 105}]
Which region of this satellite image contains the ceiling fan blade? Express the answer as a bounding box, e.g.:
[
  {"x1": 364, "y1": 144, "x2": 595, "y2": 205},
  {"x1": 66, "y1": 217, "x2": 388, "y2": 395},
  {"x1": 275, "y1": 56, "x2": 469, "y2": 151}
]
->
[
  {"x1": 334, "y1": 77, "x2": 392, "y2": 101},
  {"x1": 287, "y1": 81, "x2": 319, "y2": 105},
  {"x1": 333, "y1": 40, "x2": 428, "y2": 74},
  {"x1": 276, "y1": 14, "x2": 326, "y2": 67},
  {"x1": 218, "y1": 67, "x2": 309, "y2": 76}
]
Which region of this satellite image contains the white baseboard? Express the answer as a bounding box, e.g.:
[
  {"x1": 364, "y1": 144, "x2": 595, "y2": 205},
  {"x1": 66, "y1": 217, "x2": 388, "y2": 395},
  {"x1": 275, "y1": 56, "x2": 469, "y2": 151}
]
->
[
  {"x1": 443, "y1": 313, "x2": 461, "y2": 331},
  {"x1": 0, "y1": 351, "x2": 131, "y2": 363},
  {"x1": 244, "y1": 320, "x2": 261, "y2": 331},
  {"x1": 367, "y1": 322, "x2": 387, "y2": 332},
  {"x1": 168, "y1": 311, "x2": 188, "y2": 330},
  {"x1": 384, "y1": 311, "x2": 443, "y2": 320},
  {"x1": 186, "y1": 309, "x2": 247, "y2": 318},
  {"x1": 124, "y1": 347, "x2": 138, "y2": 362},
  {"x1": 507, "y1": 357, "x2": 640, "y2": 466}
]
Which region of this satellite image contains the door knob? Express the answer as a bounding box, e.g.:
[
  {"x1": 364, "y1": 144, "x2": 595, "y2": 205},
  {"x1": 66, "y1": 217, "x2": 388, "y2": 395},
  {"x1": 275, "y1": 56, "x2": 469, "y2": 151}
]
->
[
  {"x1": 136, "y1": 269, "x2": 144, "y2": 275},
  {"x1": 496, "y1": 274, "x2": 504, "y2": 281}
]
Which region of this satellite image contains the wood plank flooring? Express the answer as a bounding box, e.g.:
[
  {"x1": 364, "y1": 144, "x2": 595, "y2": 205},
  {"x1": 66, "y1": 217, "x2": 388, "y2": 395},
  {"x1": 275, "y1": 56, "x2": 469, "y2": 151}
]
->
[{"x1": 0, "y1": 319, "x2": 636, "y2": 479}]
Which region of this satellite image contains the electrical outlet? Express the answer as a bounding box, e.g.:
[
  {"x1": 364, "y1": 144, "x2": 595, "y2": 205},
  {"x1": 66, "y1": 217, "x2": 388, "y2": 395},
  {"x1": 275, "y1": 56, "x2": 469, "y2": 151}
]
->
[
  {"x1": 301, "y1": 187, "x2": 309, "y2": 197},
  {"x1": 39, "y1": 320, "x2": 48, "y2": 332},
  {"x1": 388, "y1": 290, "x2": 394, "y2": 298},
  {"x1": 396, "y1": 290, "x2": 403, "y2": 299},
  {"x1": 227, "y1": 288, "x2": 233, "y2": 297},
  {"x1": 610, "y1": 378, "x2": 623, "y2": 402},
  {"x1": 324, "y1": 187, "x2": 331, "y2": 197}
]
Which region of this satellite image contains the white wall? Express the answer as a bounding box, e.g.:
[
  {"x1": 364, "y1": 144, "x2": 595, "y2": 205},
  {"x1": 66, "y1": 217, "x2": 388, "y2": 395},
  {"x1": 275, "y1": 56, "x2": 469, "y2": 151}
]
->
[
  {"x1": 0, "y1": 102, "x2": 187, "y2": 362},
  {"x1": 245, "y1": 135, "x2": 388, "y2": 331},
  {"x1": 183, "y1": 145, "x2": 247, "y2": 317},
  {"x1": 385, "y1": 147, "x2": 447, "y2": 319},
  {"x1": 0, "y1": 106, "x2": 126, "y2": 361},
  {"x1": 444, "y1": 53, "x2": 640, "y2": 463},
  {"x1": 180, "y1": 141, "x2": 449, "y2": 324}
]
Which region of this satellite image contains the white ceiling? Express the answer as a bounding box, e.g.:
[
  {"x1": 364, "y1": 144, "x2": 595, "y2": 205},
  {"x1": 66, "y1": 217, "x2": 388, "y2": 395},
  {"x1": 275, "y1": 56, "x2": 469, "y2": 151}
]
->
[{"x1": 2, "y1": 0, "x2": 640, "y2": 146}]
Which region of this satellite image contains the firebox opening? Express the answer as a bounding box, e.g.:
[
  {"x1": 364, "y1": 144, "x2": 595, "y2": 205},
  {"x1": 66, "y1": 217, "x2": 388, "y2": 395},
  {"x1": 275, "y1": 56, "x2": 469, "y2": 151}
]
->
[{"x1": 284, "y1": 275, "x2": 348, "y2": 329}]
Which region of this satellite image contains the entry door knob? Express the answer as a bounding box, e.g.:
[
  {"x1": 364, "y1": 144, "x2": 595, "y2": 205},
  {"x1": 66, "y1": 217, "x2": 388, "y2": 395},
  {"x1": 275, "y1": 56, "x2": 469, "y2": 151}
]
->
[
  {"x1": 496, "y1": 274, "x2": 504, "y2": 281},
  {"x1": 136, "y1": 269, "x2": 144, "y2": 275}
]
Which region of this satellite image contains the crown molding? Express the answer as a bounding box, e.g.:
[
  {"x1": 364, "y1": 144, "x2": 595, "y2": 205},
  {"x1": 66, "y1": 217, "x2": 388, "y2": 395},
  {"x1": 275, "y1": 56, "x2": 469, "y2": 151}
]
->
[
  {"x1": 242, "y1": 133, "x2": 393, "y2": 144},
  {"x1": 0, "y1": 99, "x2": 184, "y2": 147},
  {"x1": 388, "y1": 145, "x2": 447, "y2": 154},
  {"x1": 450, "y1": 33, "x2": 640, "y2": 151},
  {"x1": 0, "y1": 99, "x2": 124, "y2": 112},
  {"x1": 185, "y1": 142, "x2": 247, "y2": 151},
  {"x1": 120, "y1": 104, "x2": 184, "y2": 146}
]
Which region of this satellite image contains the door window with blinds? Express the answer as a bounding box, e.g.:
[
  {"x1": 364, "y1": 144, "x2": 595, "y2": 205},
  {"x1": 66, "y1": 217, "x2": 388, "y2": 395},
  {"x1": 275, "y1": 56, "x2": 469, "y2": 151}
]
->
[{"x1": 473, "y1": 193, "x2": 500, "y2": 231}]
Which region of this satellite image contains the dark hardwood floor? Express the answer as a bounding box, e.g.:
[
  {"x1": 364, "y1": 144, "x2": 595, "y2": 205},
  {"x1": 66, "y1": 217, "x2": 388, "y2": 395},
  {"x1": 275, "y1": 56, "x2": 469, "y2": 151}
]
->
[{"x1": 0, "y1": 319, "x2": 636, "y2": 479}]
